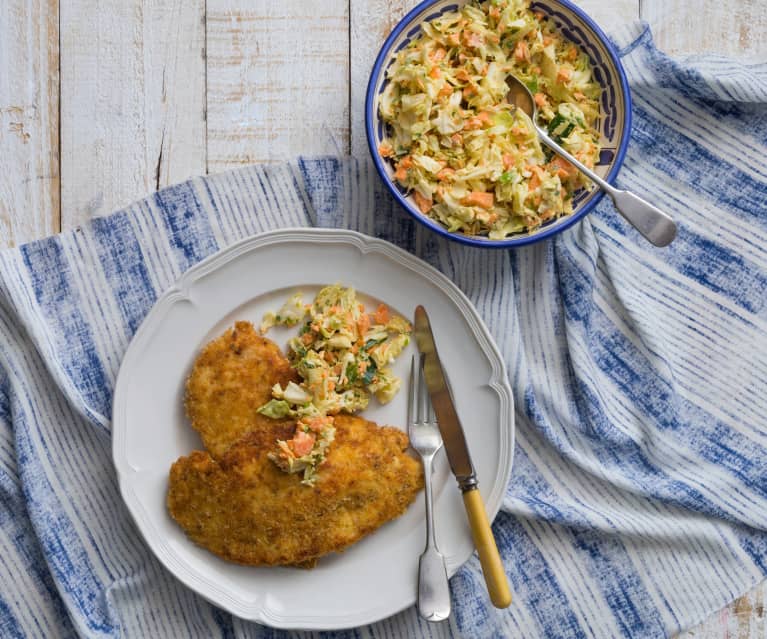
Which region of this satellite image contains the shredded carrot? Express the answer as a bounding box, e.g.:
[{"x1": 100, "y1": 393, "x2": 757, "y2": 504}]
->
[
  {"x1": 436, "y1": 167, "x2": 455, "y2": 181},
  {"x1": 514, "y1": 40, "x2": 530, "y2": 62},
  {"x1": 430, "y1": 47, "x2": 447, "y2": 62},
  {"x1": 394, "y1": 155, "x2": 412, "y2": 182},
  {"x1": 429, "y1": 66, "x2": 441, "y2": 79},
  {"x1": 550, "y1": 156, "x2": 577, "y2": 179},
  {"x1": 378, "y1": 142, "x2": 394, "y2": 158},
  {"x1": 462, "y1": 30, "x2": 483, "y2": 49},
  {"x1": 557, "y1": 67, "x2": 572, "y2": 83},
  {"x1": 291, "y1": 431, "x2": 315, "y2": 456},
  {"x1": 414, "y1": 191, "x2": 433, "y2": 213},
  {"x1": 455, "y1": 68, "x2": 471, "y2": 82},
  {"x1": 528, "y1": 165, "x2": 545, "y2": 190},
  {"x1": 464, "y1": 116, "x2": 482, "y2": 130},
  {"x1": 357, "y1": 313, "x2": 370, "y2": 337},
  {"x1": 373, "y1": 304, "x2": 390, "y2": 325},
  {"x1": 306, "y1": 416, "x2": 331, "y2": 432},
  {"x1": 461, "y1": 191, "x2": 494, "y2": 209},
  {"x1": 534, "y1": 92, "x2": 548, "y2": 108}
]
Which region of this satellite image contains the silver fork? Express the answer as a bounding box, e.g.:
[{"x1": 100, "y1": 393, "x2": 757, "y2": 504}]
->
[{"x1": 408, "y1": 354, "x2": 451, "y2": 622}]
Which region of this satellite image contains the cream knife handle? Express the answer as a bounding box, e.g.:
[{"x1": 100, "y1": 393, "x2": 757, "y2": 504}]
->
[{"x1": 462, "y1": 488, "x2": 512, "y2": 608}]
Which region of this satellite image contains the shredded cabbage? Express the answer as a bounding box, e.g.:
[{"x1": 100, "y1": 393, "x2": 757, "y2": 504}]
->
[{"x1": 378, "y1": 0, "x2": 602, "y2": 238}]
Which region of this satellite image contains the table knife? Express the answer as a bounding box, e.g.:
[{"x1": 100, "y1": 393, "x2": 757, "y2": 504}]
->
[{"x1": 413, "y1": 305, "x2": 512, "y2": 609}]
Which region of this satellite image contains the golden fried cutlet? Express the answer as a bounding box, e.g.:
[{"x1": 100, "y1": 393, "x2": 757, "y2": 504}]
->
[
  {"x1": 185, "y1": 321, "x2": 299, "y2": 458},
  {"x1": 167, "y1": 414, "x2": 423, "y2": 566}
]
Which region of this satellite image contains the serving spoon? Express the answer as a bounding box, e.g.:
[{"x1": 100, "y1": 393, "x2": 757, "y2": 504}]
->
[{"x1": 506, "y1": 76, "x2": 677, "y2": 247}]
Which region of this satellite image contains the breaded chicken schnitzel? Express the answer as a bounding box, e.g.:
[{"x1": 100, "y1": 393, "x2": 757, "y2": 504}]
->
[
  {"x1": 167, "y1": 414, "x2": 423, "y2": 566},
  {"x1": 185, "y1": 321, "x2": 299, "y2": 458}
]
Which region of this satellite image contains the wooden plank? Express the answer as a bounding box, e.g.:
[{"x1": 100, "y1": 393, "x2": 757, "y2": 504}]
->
[
  {"x1": 349, "y1": 0, "x2": 639, "y2": 159},
  {"x1": 680, "y1": 585, "x2": 766, "y2": 638},
  {"x1": 642, "y1": 0, "x2": 767, "y2": 59},
  {"x1": 59, "y1": 0, "x2": 206, "y2": 231},
  {"x1": 0, "y1": 0, "x2": 60, "y2": 248},
  {"x1": 349, "y1": 0, "x2": 413, "y2": 160},
  {"x1": 574, "y1": 0, "x2": 640, "y2": 32},
  {"x1": 205, "y1": 1, "x2": 349, "y2": 171}
]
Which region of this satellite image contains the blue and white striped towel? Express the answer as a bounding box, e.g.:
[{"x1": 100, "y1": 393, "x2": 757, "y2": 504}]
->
[{"x1": 1, "y1": 22, "x2": 766, "y2": 639}]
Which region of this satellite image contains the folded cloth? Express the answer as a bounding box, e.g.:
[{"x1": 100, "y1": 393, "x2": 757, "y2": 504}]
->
[{"x1": 1, "y1": 22, "x2": 766, "y2": 639}]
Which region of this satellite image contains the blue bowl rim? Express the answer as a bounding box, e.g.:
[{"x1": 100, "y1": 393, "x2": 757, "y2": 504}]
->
[{"x1": 364, "y1": 0, "x2": 632, "y2": 248}]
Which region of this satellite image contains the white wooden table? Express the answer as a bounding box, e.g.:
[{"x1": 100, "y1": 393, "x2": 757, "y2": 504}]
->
[{"x1": 1, "y1": 1, "x2": 765, "y2": 636}]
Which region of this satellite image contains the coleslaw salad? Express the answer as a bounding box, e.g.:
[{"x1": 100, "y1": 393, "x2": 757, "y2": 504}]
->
[{"x1": 377, "y1": 0, "x2": 602, "y2": 239}]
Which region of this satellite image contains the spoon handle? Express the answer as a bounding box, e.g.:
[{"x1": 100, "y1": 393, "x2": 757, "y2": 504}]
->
[
  {"x1": 536, "y1": 128, "x2": 677, "y2": 247},
  {"x1": 537, "y1": 128, "x2": 611, "y2": 191},
  {"x1": 609, "y1": 190, "x2": 677, "y2": 247}
]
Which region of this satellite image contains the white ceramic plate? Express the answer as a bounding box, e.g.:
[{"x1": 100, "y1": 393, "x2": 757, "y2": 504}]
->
[{"x1": 112, "y1": 228, "x2": 514, "y2": 630}]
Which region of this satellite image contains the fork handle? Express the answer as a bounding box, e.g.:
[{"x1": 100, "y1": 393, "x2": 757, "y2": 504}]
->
[
  {"x1": 418, "y1": 547, "x2": 451, "y2": 622},
  {"x1": 462, "y1": 488, "x2": 512, "y2": 608}
]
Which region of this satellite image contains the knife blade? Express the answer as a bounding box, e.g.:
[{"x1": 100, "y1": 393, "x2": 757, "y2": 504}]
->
[
  {"x1": 413, "y1": 305, "x2": 512, "y2": 609},
  {"x1": 413, "y1": 305, "x2": 477, "y2": 491}
]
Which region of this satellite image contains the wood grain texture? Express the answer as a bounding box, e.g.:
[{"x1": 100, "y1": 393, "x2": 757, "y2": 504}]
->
[
  {"x1": 59, "y1": 0, "x2": 205, "y2": 230},
  {"x1": 642, "y1": 0, "x2": 767, "y2": 59},
  {"x1": 349, "y1": 0, "x2": 413, "y2": 159},
  {"x1": 205, "y1": 0, "x2": 349, "y2": 171},
  {"x1": 681, "y1": 586, "x2": 766, "y2": 639},
  {"x1": 574, "y1": 0, "x2": 640, "y2": 31},
  {"x1": 0, "y1": 0, "x2": 60, "y2": 249}
]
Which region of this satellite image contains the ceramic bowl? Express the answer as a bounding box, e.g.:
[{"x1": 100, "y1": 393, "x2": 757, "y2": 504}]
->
[{"x1": 365, "y1": 0, "x2": 631, "y2": 247}]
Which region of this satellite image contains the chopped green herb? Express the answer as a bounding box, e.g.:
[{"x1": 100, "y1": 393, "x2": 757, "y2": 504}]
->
[
  {"x1": 362, "y1": 359, "x2": 378, "y2": 386},
  {"x1": 547, "y1": 114, "x2": 566, "y2": 135},
  {"x1": 363, "y1": 337, "x2": 387, "y2": 351}
]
